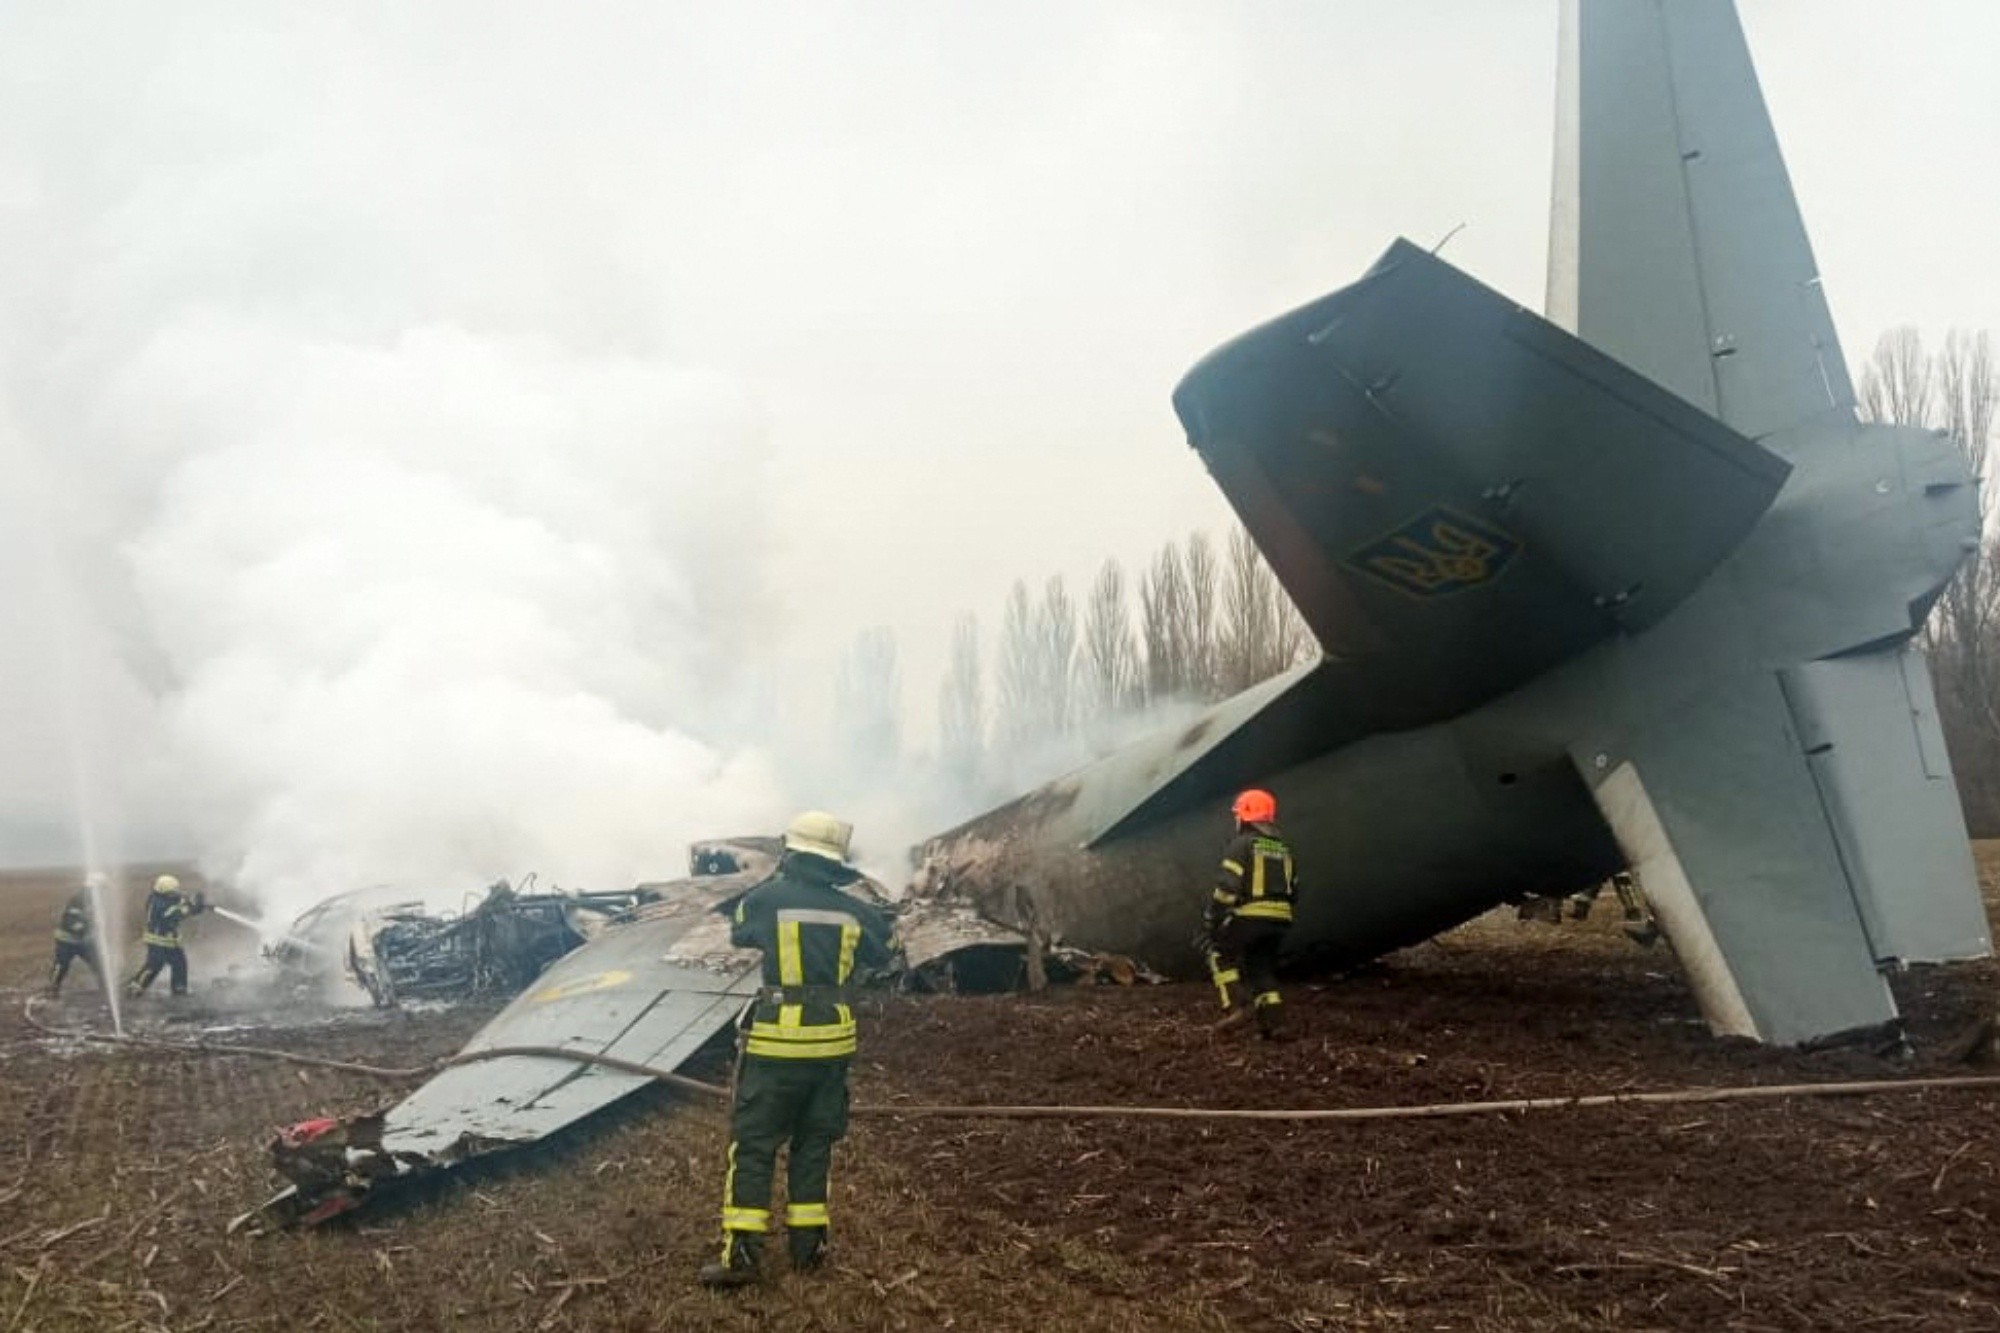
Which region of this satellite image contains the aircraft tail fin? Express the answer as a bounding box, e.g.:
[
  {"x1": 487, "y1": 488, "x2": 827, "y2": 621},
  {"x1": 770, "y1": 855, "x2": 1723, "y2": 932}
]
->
[{"x1": 1550, "y1": 0, "x2": 1852, "y2": 440}]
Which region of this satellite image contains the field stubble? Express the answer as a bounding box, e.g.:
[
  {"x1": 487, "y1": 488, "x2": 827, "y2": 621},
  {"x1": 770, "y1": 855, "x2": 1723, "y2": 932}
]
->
[{"x1": 3, "y1": 858, "x2": 2000, "y2": 1331}]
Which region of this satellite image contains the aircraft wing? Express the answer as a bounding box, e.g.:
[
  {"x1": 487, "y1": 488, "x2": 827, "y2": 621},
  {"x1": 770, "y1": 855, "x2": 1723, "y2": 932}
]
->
[
  {"x1": 1173, "y1": 239, "x2": 1790, "y2": 725},
  {"x1": 1548, "y1": 0, "x2": 1852, "y2": 439}
]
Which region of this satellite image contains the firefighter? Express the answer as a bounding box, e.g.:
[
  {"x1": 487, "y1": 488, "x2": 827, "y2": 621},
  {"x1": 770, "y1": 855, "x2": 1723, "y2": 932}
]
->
[
  {"x1": 49, "y1": 876, "x2": 104, "y2": 997},
  {"x1": 128, "y1": 873, "x2": 206, "y2": 997},
  {"x1": 1202, "y1": 788, "x2": 1298, "y2": 1040},
  {"x1": 699, "y1": 811, "x2": 896, "y2": 1289}
]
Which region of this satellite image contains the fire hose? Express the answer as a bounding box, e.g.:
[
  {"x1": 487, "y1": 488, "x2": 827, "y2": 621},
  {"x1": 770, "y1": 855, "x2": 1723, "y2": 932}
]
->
[{"x1": 26, "y1": 996, "x2": 2000, "y2": 1123}]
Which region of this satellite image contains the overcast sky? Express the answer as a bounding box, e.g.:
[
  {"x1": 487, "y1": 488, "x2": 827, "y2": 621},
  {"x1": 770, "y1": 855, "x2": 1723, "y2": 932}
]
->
[{"x1": 0, "y1": 1, "x2": 1994, "y2": 888}]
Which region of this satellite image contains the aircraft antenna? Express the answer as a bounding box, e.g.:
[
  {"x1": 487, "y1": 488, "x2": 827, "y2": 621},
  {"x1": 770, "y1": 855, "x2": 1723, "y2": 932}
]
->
[{"x1": 1430, "y1": 222, "x2": 1468, "y2": 255}]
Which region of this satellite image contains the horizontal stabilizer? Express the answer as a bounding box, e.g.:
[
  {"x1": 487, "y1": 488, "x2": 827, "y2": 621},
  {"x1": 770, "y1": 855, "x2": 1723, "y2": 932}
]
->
[
  {"x1": 1175, "y1": 240, "x2": 1790, "y2": 725},
  {"x1": 1582, "y1": 670, "x2": 1896, "y2": 1044},
  {"x1": 1780, "y1": 645, "x2": 1992, "y2": 966}
]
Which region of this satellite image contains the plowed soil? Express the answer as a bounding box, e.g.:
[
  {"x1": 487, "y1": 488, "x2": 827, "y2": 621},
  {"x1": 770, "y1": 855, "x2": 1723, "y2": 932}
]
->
[{"x1": 4, "y1": 860, "x2": 2000, "y2": 1331}]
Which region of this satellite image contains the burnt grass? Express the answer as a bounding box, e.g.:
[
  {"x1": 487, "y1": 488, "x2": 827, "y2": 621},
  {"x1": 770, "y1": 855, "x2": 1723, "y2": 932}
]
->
[{"x1": 4, "y1": 863, "x2": 2000, "y2": 1331}]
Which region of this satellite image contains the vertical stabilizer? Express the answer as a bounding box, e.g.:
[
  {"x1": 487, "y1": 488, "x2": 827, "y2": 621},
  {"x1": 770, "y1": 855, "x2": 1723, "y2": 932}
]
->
[{"x1": 1550, "y1": 0, "x2": 1854, "y2": 438}]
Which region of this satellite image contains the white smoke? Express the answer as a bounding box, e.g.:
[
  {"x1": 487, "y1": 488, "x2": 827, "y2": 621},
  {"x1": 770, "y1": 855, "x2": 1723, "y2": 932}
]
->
[
  {"x1": 0, "y1": 6, "x2": 873, "y2": 924},
  {"x1": 108, "y1": 321, "x2": 785, "y2": 919}
]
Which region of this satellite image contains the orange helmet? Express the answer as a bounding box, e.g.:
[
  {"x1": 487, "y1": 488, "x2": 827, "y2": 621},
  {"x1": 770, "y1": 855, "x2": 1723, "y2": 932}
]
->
[{"x1": 1231, "y1": 789, "x2": 1277, "y2": 824}]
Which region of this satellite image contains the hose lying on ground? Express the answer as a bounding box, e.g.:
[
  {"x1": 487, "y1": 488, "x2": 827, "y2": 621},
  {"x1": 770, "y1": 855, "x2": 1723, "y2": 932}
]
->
[{"x1": 28, "y1": 996, "x2": 2000, "y2": 1123}]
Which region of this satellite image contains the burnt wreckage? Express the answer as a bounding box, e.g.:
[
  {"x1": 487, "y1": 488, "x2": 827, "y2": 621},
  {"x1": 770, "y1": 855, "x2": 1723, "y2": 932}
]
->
[
  {"x1": 252, "y1": 840, "x2": 1142, "y2": 1227},
  {"x1": 350, "y1": 883, "x2": 641, "y2": 1007},
  {"x1": 255, "y1": 841, "x2": 871, "y2": 1226}
]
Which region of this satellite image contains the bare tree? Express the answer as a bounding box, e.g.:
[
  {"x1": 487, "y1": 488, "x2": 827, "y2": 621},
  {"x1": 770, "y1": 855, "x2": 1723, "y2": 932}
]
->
[
  {"x1": 1140, "y1": 542, "x2": 1192, "y2": 702},
  {"x1": 995, "y1": 581, "x2": 1038, "y2": 754},
  {"x1": 1274, "y1": 583, "x2": 1313, "y2": 671},
  {"x1": 1219, "y1": 524, "x2": 1313, "y2": 692},
  {"x1": 1080, "y1": 559, "x2": 1141, "y2": 722},
  {"x1": 1184, "y1": 532, "x2": 1221, "y2": 699},
  {"x1": 1858, "y1": 327, "x2": 1937, "y2": 429},
  {"x1": 1861, "y1": 327, "x2": 2000, "y2": 831},
  {"x1": 834, "y1": 626, "x2": 901, "y2": 770},
  {"x1": 1034, "y1": 575, "x2": 1079, "y2": 739},
  {"x1": 938, "y1": 614, "x2": 985, "y2": 786}
]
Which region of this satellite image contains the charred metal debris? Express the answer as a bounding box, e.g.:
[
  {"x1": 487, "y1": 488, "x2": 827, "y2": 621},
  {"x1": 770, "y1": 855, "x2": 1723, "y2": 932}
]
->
[{"x1": 246, "y1": 839, "x2": 1157, "y2": 1229}]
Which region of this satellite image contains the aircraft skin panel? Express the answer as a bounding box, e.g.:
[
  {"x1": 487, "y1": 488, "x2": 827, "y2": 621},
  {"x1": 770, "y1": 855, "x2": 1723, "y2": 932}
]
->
[
  {"x1": 1553, "y1": 0, "x2": 1853, "y2": 440},
  {"x1": 1781, "y1": 645, "x2": 1993, "y2": 966},
  {"x1": 1580, "y1": 670, "x2": 1897, "y2": 1043}
]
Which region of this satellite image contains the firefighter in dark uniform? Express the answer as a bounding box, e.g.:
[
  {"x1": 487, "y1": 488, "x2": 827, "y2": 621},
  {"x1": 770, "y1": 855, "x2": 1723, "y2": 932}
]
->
[
  {"x1": 1202, "y1": 788, "x2": 1298, "y2": 1040},
  {"x1": 700, "y1": 811, "x2": 896, "y2": 1288},
  {"x1": 49, "y1": 876, "x2": 104, "y2": 997},
  {"x1": 128, "y1": 873, "x2": 206, "y2": 996}
]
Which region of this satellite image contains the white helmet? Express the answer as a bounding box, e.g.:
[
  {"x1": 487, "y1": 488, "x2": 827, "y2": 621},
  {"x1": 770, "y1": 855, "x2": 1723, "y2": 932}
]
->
[
  {"x1": 783, "y1": 811, "x2": 853, "y2": 865},
  {"x1": 153, "y1": 873, "x2": 181, "y2": 894}
]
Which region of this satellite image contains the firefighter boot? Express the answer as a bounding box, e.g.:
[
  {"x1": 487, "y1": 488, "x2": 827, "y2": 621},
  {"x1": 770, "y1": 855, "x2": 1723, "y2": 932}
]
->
[
  {"x1": 1254, "y1": 996, "x2": 1292, "y2": 1042},
  {"x1": 788, "y1": 1227, "x2": 828, "y2": 1273},
  {"x1": 698, "y1": 1233, "x2": 763, "y2": 1289}
]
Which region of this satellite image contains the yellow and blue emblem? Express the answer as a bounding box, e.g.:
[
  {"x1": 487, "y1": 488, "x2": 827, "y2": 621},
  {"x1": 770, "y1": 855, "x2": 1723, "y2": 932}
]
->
[
  {"x1": 531, "y1": 969, "x2": 632, "y2": 1004},
  {"x1": 1349, "y1": 507, "x2": 1521, "y2": 598}
]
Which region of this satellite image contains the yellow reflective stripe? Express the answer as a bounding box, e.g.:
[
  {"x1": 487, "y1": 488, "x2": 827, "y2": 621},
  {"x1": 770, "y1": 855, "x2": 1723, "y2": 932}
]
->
[
  {"x1": 1250, "y1": 856, "x2": 1266, "y2": 899},
  {"x1": 836, "y1": 1003, "x2": 851, "y2": 1027},
  {"x1": 837, "y1": 923, "x2": 859, "y2": 984},
  {"x1": 720, "y1": 1140, "x2": 746, "y2": 1228},
  {"x1": 778, "y1": 1003, "x2": 802, "y2": 1029},
  {"x1": 785, "y1": 1202, "x2": 829, "y2": 1227},
  {"x1": 749, "y1": 1018, "x2": 856, "y2": 1039},
  {"x1": 744, "y1": 1020, "x2": 852, "y2": 1040},
  {"x1": 141, "y1": 932, "x2": 179, "y2": 947},
  {"x1": 1234, "y1": 899, "x2": 1293, "y2": 921},
  {"x1": 1212, "y1": 968, "x2": 1240, "y2": 986},
  {"x1": 1220, "y1": 859, "x2": 1244, "y2": 876},
  {"x1": 1254, "y1": 991, "x2": 1282, "y2": 1008},
  {"x1": 54, "y1": 930, "x2": 83, "y2": 944},
  {"x1": 778, "y1": 920, "x2": 804, "y2": 986},
  {"x1": 1210, "y1": 956, "x2": 1236, "y2": 1007},
  {"x1": 744, "y1": 1024, "x2": 852, "y2": 1056},
  {"x1": 1211, "y1": 888, "x2": 1237, "y2": 905},
  {"x1": 722, "y1": 1207, "x2": 770, "y2": 1232}
]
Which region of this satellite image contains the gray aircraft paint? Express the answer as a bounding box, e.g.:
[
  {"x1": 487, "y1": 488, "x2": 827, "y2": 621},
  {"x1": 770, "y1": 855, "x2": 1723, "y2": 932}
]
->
[{"x1": 913, "y1": 0, "x2": 1988, "y2": 1045}]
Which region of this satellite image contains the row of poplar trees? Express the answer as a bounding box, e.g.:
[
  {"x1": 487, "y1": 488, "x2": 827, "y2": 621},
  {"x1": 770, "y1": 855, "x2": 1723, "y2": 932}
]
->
[{"x1": 832, "y1": 525, "x2": 1312, "y2": 798}]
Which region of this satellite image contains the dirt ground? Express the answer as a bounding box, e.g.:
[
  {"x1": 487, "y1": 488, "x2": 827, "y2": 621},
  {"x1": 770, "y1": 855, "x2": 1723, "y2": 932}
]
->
[{"x1": 4, "y1": 863, "x2": 2000, "y2": 1332}]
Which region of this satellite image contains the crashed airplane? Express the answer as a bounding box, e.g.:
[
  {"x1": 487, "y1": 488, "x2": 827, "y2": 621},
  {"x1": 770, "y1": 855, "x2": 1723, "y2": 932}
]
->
[
  {"x1": 911, "y1": 0, "x2": 1991, "y2": 1047},
  {"x1": 256, "y1": 0, "x2": 1986, "y2": 1228}
]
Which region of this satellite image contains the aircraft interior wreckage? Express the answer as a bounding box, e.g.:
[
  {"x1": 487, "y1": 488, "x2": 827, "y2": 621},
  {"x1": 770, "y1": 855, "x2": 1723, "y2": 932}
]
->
[{"x1": 255, "y1": 0, "x2": 1991, "y2": 1224}]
